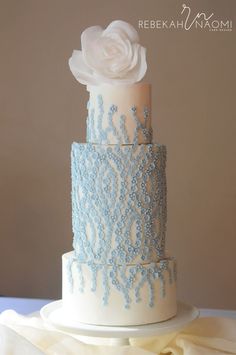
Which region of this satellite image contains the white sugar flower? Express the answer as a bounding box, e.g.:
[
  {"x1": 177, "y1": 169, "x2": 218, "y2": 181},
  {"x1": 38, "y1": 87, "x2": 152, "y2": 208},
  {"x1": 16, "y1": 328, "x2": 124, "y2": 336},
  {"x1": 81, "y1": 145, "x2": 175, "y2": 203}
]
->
[{"x1": 69, "y1": 20, "x2": 147, "y2": 86}]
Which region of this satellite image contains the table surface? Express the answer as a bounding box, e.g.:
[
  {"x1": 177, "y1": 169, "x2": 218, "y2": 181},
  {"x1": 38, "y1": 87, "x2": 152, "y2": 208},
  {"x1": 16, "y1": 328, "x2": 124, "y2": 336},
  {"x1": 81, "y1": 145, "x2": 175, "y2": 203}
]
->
[{"x1": 0, "y1": 297, "x2": 236, "y2": 319}]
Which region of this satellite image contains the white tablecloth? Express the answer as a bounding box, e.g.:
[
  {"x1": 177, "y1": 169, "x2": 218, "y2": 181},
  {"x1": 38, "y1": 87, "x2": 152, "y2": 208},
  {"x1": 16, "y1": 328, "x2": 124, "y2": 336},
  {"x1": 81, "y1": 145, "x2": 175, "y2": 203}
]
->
[{"x1": 1, "y1": 298, "x2": 236, "y2": 354}]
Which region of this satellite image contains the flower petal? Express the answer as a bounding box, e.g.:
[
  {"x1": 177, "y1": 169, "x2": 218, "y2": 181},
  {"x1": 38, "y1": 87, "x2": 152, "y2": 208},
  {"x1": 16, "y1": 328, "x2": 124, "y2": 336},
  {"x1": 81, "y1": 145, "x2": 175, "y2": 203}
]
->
[
  {"x1": 135, "y1": 45, "x2": 147, "y2": 82},
  {"x1": 119, "y1": 45, "x2": 147, "y2": 83},
  {"x1": 104, "y1": 20, "x2": 139, "y2": 43},
  {"x1": 81, "y1": 25, "x2": 104, "y2": 70},
  {"x1": 68, "y1": 50, "x2": 100, "y2": 85}
]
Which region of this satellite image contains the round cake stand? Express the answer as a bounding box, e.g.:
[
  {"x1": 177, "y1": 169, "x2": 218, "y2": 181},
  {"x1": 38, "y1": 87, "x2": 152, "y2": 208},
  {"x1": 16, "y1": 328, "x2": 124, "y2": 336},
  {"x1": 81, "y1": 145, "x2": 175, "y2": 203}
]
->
[{"x1": 40, "y1": 300, "x2": 199, "y2": 346}]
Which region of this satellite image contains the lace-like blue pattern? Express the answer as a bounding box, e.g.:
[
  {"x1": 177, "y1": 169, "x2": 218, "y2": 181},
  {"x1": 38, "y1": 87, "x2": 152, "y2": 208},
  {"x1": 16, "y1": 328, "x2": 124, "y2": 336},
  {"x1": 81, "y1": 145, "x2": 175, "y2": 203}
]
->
[
  {"x1": 71, "y1": 142, "x2": 167, "y2": 265},
  {"x1": 67, "y1": 253, "x2": 177, "y2": 308},
  {"x1": 86, "y1": 95, "x2": 153, "y2": 144}
]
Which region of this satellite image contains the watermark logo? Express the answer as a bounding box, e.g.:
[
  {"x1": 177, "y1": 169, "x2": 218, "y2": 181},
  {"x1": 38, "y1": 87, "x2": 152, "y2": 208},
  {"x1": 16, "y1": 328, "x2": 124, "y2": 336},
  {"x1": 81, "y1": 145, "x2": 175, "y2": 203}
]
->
[{"x1": 138, "y1": 4, "x2": 233, "y2": 32}]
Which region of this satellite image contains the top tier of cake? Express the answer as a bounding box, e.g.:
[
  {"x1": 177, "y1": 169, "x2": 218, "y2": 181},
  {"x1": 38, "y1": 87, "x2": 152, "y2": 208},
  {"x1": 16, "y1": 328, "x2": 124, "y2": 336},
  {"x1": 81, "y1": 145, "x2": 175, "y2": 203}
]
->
[{"x1": 86, "y1": 83, "x2": 152, "y2": 145}]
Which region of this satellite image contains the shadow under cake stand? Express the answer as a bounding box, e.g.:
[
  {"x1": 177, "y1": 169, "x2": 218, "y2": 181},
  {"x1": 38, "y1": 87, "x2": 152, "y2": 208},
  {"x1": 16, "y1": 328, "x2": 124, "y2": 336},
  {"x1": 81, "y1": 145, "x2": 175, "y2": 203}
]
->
[{"x1": 40, "y1": 300, "x2": 199, "y2": 346}]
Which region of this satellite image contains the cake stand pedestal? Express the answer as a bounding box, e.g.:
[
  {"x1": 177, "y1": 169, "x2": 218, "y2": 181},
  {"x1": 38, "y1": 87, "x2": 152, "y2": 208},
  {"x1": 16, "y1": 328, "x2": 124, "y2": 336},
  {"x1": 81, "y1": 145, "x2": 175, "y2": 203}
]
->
[{"x1": 40, "y1": 300, "x2": 199, "y2": 346}]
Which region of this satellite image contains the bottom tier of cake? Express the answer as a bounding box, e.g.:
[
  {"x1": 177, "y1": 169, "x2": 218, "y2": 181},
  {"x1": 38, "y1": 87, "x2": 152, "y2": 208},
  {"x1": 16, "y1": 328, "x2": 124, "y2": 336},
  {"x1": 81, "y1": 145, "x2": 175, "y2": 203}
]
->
[{"x1": 62, "y1": 251, "x2": 177, "y2": 326}]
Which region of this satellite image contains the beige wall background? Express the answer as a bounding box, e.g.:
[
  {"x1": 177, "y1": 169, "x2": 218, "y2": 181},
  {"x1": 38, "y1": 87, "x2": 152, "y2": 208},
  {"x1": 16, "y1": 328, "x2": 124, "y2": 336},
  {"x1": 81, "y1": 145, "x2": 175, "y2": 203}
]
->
[{"x1": 0, "y1": 0, "x2": 235, "y2": 309}]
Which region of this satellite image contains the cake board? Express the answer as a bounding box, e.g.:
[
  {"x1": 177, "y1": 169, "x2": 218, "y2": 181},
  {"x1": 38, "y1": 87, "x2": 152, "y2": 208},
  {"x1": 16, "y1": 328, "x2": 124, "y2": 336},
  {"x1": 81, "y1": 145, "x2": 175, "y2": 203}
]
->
[{"x1": 40, "y1": 300, "x2": 199, "y2": 345}]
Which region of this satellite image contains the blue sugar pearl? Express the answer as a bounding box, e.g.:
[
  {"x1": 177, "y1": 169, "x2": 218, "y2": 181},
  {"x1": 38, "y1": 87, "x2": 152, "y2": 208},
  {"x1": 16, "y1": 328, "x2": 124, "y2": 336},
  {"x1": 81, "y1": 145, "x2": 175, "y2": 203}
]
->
[{"x1": 126, "y1": 256, "x2": 132, "y2": 263}]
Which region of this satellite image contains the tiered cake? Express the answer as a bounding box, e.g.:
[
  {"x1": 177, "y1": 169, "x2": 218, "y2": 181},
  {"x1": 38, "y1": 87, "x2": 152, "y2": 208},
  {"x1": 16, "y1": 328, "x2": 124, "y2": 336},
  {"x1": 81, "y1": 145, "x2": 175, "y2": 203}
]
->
[{"x1": 62, "y1": 20, "x2": 177, "y2": 326}]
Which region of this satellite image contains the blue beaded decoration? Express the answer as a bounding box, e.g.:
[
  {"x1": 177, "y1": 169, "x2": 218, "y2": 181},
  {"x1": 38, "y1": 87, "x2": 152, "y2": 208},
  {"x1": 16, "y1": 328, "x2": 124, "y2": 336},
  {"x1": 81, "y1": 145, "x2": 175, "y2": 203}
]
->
[
  {"x1": 67, "y1": 253, "x2": 176, "y2": 308},
  {"x1": 86, "y1": 95, "x2": 152, "y2": 144},
  {"x1": 71, "y1": 143, "x2": 167, "y2": 264}
]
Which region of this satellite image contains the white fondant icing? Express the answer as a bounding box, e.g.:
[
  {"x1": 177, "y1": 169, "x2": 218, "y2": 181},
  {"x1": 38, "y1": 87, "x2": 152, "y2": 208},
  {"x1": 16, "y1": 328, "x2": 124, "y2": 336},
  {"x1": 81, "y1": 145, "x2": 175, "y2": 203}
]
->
[{"x1": 62, "y1": 252, "x2": 177, "y2": 326}]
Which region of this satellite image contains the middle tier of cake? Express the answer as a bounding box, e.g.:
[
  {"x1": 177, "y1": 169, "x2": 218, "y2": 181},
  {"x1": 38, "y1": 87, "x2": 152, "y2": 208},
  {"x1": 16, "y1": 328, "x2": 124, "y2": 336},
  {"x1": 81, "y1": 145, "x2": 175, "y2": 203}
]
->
[{"x1": 71, "y1": 142, "x2": 167, "y2": 264}]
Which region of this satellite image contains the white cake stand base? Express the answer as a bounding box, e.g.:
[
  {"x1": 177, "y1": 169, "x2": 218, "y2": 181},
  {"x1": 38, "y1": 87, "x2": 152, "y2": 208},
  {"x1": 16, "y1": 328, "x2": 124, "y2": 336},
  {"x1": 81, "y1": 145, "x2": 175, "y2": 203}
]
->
[{"x1": 40, "y1": 300, "x2": 199, "y2": 346}]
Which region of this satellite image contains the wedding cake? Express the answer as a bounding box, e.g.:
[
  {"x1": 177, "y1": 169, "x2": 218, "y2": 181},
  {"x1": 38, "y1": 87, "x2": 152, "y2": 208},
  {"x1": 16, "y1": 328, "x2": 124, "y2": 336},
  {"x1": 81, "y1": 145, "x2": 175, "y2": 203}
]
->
[{"x1": 62, "y1": 20, "x2": 177, "y2": 326}]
